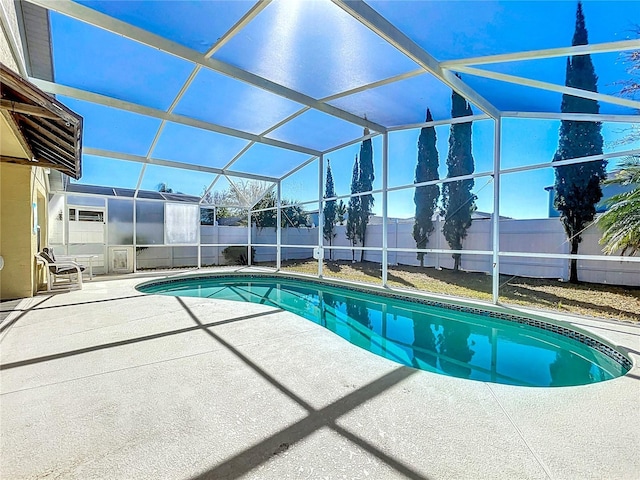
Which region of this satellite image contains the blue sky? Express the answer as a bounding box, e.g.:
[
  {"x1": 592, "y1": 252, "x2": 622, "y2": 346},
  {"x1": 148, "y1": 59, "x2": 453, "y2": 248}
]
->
[{"x1": 51, "y1": 1, "x2": 639, "y2": 220}]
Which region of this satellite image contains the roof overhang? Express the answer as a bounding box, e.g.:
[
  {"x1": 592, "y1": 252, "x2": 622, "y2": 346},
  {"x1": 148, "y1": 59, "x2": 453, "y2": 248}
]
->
[{"x1": 0, "y1": 62, "x2": 82, "y2": 179}]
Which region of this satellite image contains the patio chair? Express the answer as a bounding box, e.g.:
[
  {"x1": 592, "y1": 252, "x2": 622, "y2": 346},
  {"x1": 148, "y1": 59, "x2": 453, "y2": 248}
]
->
[{"x1": 37, "y1": 249, "x2": 85, "y2": 291}]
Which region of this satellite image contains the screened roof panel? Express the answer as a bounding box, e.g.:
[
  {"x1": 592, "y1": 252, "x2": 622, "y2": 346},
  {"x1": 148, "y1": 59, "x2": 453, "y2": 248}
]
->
[
  {"x1": 173, "y1": 68, "x2": 305, "y2": 135},
  {"x1": 367, "y1": 1, "x2": 638, "y2": 61},
  {"x1": 59, "y1": 97, "x2": 161, "y2": 156},
  {"x1": 139, "y1": 165, "x2": 215, "y2": 197},
  {"x1": 24, "y1": 0, "x2": 638, "y2": 193},
  {"x1": 152, "y1": 122, "x2": 250, "y2": 169},
  {"x1": 71, "y1": 155, "x2": 143, "y2": 189},
  {"x1": 76, "y1": 0, "x2": 256, "y2": 53},
  {"x1": 266, "y1": 109, "x2": 365, "y2": 152},
  {"x1": 213, "y1": 0, "x2": 420, "y2": 99},
  {"x1": 50, "y1": 13, "x2": 194, "y2": 111},
  {"x1": 229, "y1": 143, "x2": 314, "y2": 178},
  {"x1": 327, "y1": 73, "x2": 461, "y2": 127}
]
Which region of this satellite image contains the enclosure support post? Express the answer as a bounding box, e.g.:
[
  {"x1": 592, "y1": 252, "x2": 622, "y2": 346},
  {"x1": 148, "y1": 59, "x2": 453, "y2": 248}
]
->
[
  {"x1": 213, "y1": 207, "x2": 219, "y2": 265},
  {"x1": 104, "y1": 197, "x2": 109, "y2": 275},
  {"x1": 492, "y1": 117, "x2": 502, "y2": 304},
  {"x1": 247, "y1": 210, "x2": 252, "y2": 266},
  {"x1": 382, "y1": 132, "x2": 389, "y2": 287},
  {"x1": 318, "y1": 154, "x2": 324, "y2": 278},
  {"x1": 197, "y1": 206, "x2": 201, "y2": 270},
  {"x1": 132, "y1": 197, "x2": 137, "y2": 273},
  {"x1": 132, "y1": 164, "x2": 146, "y2": 274},
  {"x1": 276, "y1": 181, "x2": 282, "y2": 270}
]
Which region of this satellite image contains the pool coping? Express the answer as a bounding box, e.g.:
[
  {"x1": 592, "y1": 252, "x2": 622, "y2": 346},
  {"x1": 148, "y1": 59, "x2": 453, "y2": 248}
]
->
[{"x1": 136, "y1": 270, "x2": 634, "y2": 373}]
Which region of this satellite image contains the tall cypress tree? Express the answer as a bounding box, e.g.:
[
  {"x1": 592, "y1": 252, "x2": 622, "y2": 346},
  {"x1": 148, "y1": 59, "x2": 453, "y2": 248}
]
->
[
  {"x1": 358, "y1": 127, "x2": 375, "y2": 262},
  {"x1": 553, "y1": 1, "x2": 605, "y2": 283},
  {"x1": 413, "y1": 108, "x2": 440, "y2": 267},
  {"x1": 323, "y1": 159, "x2": 337, "y2": 259},
  {"x1": 346, "y1": 156, "x2": 360, "y2": 262},
  {"x1": 442, "y1": 88, "x2": 475, "y2": 271}
]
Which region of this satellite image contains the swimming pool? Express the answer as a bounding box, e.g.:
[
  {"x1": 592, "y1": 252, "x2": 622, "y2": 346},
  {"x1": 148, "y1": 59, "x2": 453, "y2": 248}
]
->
[{"x1": 137, "y1": 274, "x2": 631, "y2": 387}]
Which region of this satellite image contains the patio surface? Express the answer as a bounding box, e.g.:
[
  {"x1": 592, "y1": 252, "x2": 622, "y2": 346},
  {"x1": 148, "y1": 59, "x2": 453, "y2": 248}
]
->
[{"x1": 1, "y1": 268, "x2": 638, "y2": 479}]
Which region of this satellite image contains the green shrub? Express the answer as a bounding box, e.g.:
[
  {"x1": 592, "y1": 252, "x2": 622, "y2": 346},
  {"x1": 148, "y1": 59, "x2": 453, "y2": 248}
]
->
[{"x1": 222, "y1": 246, "x2": 255, "y2": 265}]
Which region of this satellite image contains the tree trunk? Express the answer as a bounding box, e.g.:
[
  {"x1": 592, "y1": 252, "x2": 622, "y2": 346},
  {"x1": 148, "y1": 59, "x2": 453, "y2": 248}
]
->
[
  {"x1": 419, "y1": 255, "x2": 424, "y2": 268},
  {"x1": 360, "y1": 227, "x2": 366, "y2": 262},
  {"x1": 453, "y1": 253, "x2": 461, "y2": 271},
  {"x1": 569, "y1": 236, "x2": 580, "y2": 284}
]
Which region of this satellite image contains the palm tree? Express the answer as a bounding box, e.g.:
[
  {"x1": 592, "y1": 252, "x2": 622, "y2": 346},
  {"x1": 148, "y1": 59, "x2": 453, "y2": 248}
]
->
[
  {"x1": 156, "y1": 182, "x2": 173, "y2": 193},
  {"x1": 597, "y1": 157, "x2": 640, "y2": 255}
]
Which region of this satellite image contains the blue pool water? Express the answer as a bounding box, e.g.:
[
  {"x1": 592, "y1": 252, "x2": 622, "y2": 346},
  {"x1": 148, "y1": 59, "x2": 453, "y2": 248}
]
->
[{"x1": 137, "y1": 275, "x2": 630, "y2": 387}]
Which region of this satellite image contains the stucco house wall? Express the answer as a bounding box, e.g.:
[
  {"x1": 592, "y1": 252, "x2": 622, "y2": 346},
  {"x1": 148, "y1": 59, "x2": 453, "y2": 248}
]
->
[{"x1": 0, "y1": 2, "x2": 50, "y2": 299}]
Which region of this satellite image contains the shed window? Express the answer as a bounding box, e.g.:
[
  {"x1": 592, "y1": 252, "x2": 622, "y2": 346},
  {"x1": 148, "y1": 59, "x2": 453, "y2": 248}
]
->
[{"x1": 78, "y1": 210, "x2": 104, "y2": 222}]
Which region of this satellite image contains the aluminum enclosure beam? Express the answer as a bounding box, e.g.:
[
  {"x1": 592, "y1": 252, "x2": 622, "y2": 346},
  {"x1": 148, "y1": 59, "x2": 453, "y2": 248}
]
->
[
  {"x1": 320, "y1": 68, "x2": 425, "y2": 102},
  {"x1": 231, "y1": 68, "x2": 429, "y2": 177},
  {"x1": 84, "y1": 147, "x2": 279, "y2": 183},
  {"x1": 26, "y1": 0, "x2": 386, "y2": 133},
  {"x1": 192, "y1": 1, "x2": 277, "y2": 175},
  {"x1": 234, "y1": 68, "x2": 430, "y2": 177},
  {"x1": 501, "y1": 111, "x2": 640, "y2": 123},
  {"x1": 331, "y1": 0, "x2": 501, "y2": 119},
  {"x1": 203, "y1": 0, "x2": 271, "y2": 58},
  {"x1": 387, "y1": 114, "x2": 491, "y2": 132},
  {"x1": 31, "y1": 79, "x2": 322, "y2": 156},
  {"x1": 133, "y1": 163, "x2": 146, "y2": 198},
  {"x1": 441, "y1": 39, "x2": 640, "y2": 68},
  {"x1": 453, "y1": 66, "x2": 640, "y2": 111},
  {"x1": 280, "y1": 155, "x2": 319, "y2": 182}
]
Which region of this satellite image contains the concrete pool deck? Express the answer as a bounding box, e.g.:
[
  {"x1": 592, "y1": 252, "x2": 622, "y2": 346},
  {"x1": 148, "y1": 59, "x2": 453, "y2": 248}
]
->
[{"x1": 1, "y1": 268, "x2": 638, "y2": 479}]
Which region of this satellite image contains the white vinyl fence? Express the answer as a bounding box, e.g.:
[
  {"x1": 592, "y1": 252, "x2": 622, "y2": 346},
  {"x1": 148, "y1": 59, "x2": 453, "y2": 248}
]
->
[{"x1": 133, "y1": 219, "x2": 639, "y2": 286}]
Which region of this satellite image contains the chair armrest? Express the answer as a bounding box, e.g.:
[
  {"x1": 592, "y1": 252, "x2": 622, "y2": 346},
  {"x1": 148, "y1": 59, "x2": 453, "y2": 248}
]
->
[
  {"x1": 38, "y1": 254, "x2": 85, "y2": 274},
  {"x1": 50, "y1": 260, "x2": 85, "y2": 273}
]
